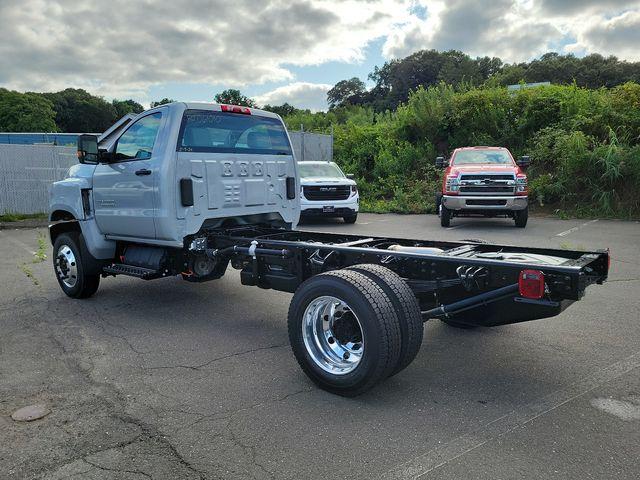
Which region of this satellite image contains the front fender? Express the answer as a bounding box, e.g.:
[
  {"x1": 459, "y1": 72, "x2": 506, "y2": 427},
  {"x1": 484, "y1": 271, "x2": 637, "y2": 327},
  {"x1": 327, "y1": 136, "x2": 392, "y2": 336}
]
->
[{"x1": 49, "y1": 177, "x2": 92, "y2": 221}]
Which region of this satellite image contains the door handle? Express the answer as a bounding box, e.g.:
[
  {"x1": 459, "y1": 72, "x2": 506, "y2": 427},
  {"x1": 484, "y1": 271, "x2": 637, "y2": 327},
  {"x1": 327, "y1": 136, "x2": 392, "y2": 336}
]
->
[{"x1": 135, "y1": 169, "x2": 152, "y2": 176}]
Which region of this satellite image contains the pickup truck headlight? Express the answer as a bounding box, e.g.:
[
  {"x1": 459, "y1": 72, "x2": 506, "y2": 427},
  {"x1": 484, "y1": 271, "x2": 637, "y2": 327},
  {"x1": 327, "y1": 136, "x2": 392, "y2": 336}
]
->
[
  {"x1": 516, "y1": 175, "x2": 528, "y2": 194},
  {"x1": 444, "y1": 175, "x2": 460, "y2": 194},
  {"x1": 351, "y1": 185, "x2": 358, "y2": 195}
]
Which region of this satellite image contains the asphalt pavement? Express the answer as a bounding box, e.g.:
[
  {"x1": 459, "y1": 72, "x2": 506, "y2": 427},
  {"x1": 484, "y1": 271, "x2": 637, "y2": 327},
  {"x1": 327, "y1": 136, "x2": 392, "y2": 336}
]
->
[{"x1": 1, "y1": 213, "x2": 639, "y2": 479}]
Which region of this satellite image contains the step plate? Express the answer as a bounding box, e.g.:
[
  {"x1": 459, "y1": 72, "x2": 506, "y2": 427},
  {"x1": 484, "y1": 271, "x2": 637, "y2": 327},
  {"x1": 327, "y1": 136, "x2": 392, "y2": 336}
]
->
[{"x1": 103, "y1": 264, "x2": 161, "y2": 279}]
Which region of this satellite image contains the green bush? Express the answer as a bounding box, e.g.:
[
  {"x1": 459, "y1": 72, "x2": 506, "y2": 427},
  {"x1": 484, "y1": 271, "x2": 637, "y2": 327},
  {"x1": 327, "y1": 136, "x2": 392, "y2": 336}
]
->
[{"x1": 286, "y1": 82, "x2": 640, "y2": 217}]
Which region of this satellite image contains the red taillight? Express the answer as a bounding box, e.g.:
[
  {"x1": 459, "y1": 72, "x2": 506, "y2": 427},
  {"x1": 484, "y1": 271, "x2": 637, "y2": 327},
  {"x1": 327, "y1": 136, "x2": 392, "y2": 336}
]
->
[
  {"x1": 519, "y1": 269, "x2": 545, "y2": 299},
  {"x1": 221, "y1": 104, "x2": 252, "y2": 115}
]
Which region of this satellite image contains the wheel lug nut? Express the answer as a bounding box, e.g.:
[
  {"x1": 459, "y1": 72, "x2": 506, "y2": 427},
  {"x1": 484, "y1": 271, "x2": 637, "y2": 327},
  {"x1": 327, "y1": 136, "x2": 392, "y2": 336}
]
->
[
  {"x1": 343, "y1": 352, "x2": 350, "y2": 360},
  {"x1": 328, "y1": 337, "x2": 335, "y2": 344},
  {"x1": 323, "y1": 315, "x2": 329, "y2": 322}
]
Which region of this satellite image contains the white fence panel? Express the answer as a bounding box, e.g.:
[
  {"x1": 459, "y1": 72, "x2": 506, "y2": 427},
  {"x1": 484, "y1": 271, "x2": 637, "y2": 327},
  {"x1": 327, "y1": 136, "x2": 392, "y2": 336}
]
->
[
  {"x1": 0, "y1": 145, "x2": 77, "y2": 214},
  {"x1": 289, "y1": 131, "x2": 333, "y2": 162}
]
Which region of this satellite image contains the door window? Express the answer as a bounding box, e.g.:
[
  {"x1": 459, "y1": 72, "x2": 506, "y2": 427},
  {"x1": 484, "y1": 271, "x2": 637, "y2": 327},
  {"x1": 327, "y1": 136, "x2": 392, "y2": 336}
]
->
[{"x1": 115, "y1": 112, "x2": 162, "y2": 161}]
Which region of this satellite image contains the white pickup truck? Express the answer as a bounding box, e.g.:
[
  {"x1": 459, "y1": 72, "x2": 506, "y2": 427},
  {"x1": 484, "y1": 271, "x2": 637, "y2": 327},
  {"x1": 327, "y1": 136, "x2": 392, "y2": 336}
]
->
[
  {"x1": 298, "y1": 161, "x2": 359, "y2": 223},
  {"x1": 48, "y1": 102, "x2": 609, "y2": 396}
]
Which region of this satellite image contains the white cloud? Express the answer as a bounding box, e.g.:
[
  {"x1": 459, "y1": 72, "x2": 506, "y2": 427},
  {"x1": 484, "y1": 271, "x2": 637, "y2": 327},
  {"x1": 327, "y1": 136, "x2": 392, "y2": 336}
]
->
[
  {"x1": 0, "y1": 0, "x2": 639, "y2": 105},
  {"x1": 568, "y1": 10, "x2": 640, "y2": 60},
  {"x1": 254, "y1": 82, "x2": 333, "y2": 111},
  {"x1": 382, "y1": 0, "x2": 640, "y2": 63},
  {"x1": 0, "y1": 0, "x2": 415, "y2": 100}
]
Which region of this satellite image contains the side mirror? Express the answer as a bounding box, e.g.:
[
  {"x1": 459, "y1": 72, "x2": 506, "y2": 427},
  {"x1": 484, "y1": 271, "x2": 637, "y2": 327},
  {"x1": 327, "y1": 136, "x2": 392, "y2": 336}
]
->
[
  {"x1": 517, "y1": 155, "x2": 531, "y2": 168},
  {"x1": 346, "y1": 173, "x2": 355, "y2": 180},
  {"x1": 435, "y1": 156, "x2": 446, "y2": 168},
  {"x1": 77, "y1": 134, "x2": 99, "y2": 164}
]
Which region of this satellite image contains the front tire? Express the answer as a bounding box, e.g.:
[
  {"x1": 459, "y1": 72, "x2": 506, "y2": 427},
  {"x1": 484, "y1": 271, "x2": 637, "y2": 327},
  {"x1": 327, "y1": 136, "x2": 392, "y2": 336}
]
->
[
  {"x1": 288, "y1": 270, "x2": 401, "y2": 396},
  {"x1": 53, "y1": 233, "x2": 100, "y2": 299},
  {"x1": 440, "y1": 205, "x2": 451, "y2": 227},
  {"x1": 514, "y1": 207, "x2": 528, "y2": 228}
]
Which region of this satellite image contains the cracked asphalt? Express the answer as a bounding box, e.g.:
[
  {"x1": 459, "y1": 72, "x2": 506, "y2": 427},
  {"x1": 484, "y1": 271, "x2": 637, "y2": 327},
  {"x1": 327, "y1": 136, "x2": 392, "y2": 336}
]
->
[{"x1": 1, "y1": 214, "x2": 639, "y2": 479}]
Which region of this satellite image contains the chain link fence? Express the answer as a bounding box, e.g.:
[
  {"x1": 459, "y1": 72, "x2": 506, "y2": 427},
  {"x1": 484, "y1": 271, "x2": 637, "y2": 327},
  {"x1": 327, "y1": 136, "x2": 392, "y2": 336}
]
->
[{"x1": 0, "y1": 145, "x2": 77, "y2": 214}]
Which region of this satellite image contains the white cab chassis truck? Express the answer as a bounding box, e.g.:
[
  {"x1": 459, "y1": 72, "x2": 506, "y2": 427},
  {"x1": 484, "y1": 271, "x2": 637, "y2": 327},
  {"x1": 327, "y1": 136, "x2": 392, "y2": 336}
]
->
[{"x1": 49, "y1": 103, "x2": 609, "y2": 396}]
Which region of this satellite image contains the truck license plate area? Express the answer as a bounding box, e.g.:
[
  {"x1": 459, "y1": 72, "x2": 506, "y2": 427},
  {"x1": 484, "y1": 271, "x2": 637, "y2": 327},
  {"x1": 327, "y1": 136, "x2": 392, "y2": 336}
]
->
[
  {"x1": 323, "y1": 206, "x2": 335, "y2": 213},
  {"x1": 466, "y1": 199, "x2": 507, "y2": 206}
]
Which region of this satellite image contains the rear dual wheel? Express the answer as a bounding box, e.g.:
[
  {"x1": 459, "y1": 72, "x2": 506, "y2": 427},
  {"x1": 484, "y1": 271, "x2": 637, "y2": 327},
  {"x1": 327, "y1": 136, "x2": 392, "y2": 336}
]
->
[{"x1": 288, "y1": 266, "x2": 423, "y2": 396}]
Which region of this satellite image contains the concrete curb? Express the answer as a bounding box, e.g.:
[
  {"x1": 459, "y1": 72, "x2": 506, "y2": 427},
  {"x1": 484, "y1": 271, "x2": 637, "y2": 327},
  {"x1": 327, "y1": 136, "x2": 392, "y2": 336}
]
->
[{"x1": 0, "y1": 219, "x2": 49, "y2": 230}]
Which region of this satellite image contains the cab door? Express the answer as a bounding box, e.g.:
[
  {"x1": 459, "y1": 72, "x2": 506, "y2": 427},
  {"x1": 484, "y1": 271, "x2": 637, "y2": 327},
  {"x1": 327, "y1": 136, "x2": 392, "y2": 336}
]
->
[{"x1": 93, "y1": 112, "x2": 163, "y2": 239}]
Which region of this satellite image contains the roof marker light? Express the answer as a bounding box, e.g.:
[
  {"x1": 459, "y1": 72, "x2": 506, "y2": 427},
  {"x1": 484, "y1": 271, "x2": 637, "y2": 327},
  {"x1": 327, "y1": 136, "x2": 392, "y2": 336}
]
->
[{"x1": 221, "y1": 104, "x2": 252, "y2": 115}]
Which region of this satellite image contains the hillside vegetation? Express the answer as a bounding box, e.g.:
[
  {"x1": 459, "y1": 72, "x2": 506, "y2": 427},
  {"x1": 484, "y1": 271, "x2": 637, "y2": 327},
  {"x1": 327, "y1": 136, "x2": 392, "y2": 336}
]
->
[{"x1": 284, "y1": 82, "x2": 640, "y2": 218}]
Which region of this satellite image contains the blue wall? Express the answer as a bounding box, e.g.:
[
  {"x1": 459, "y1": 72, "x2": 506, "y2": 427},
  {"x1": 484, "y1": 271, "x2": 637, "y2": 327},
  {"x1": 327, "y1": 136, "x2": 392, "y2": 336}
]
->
[{"x1": 0, "y1": 133, "x2": 84, "y2": 146}]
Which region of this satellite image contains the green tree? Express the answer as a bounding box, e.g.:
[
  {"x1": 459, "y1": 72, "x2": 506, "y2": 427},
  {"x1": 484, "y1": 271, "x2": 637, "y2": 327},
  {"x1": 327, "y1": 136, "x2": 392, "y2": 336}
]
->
[
  {"x1": 112, "y1": 99, "x2": 144, "y2": 119},
  {"x1": 42, "y1": 88, "x2": 116, "y2": 132},
  {"x1": 213, "y1": 89, "x2": 256, "y2": 107},
  {"x1": 327, "y1": 77, "x2": 366, "y2": 109},
  {"x1": 150, "y1": 98, "x2": 175, "y2": 108},
  {"x1": 262, "y1": 102, "x2": 298, "y2": 117},
  {"x1": 0, "y1": 88, "x2": 58, "y2": 132}
]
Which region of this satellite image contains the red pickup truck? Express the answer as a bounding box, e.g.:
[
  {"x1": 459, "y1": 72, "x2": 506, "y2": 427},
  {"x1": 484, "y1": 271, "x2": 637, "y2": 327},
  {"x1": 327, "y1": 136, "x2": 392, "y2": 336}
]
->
[{"x1": 435, "y1": 146, "x2": 530, "y2": 228}]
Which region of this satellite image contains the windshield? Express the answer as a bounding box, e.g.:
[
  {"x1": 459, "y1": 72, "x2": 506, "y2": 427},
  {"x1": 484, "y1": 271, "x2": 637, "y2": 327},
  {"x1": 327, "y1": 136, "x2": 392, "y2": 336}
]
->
[
  {"x1": 298, "y1": 162, "x2": 345, "y2": 178},
  {"x1": 177, "y1": 110, "x2": 292, "y2": 155},
  {"x1": 452, "y1": 150, "x2": 513, "y2": 165}
]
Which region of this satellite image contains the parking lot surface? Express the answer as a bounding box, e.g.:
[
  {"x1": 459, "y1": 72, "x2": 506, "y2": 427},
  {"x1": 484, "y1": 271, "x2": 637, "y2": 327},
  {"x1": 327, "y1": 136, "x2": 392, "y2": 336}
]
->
[{"x1": 1, "y1": 214, "x2": 639, "y2": 479}]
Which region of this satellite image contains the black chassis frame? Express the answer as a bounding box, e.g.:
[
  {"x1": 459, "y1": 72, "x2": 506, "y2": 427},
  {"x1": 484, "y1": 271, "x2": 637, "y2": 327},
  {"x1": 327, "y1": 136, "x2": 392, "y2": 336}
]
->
[{"x1": 188, "y1": 225, "x2": 608, "y2": 328}]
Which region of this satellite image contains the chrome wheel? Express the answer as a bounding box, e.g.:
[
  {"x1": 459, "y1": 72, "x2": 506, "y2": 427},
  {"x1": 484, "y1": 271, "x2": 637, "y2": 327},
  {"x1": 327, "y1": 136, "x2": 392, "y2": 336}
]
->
[
  {"x1": 54, "y1": 244, "x2": 78, "y2": 288},
  {"x1": 302, "y1": 295, "x2": 364, "y2": 375}
]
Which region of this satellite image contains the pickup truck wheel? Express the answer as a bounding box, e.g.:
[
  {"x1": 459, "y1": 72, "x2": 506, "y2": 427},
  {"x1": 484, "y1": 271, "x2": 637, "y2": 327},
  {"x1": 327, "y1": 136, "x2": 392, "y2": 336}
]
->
[
  {"x1": 346, "y1": 264, "x2": 423, "y2": 376},
  {"x1": 53, "y1": 233, "x2": 100, "y2": 299},
  {"x1": 343, "y1": 213, "x2": 358, "y2": 224},
  {"x1": 288, "y1": 269, "x2": 401, "y2": 396},
  {"x1": 440, "y1": 205, "x2": 451, "y2": 227},
  {"x1": 514, "y1": 207, "x2": 528, "y2": 228}
]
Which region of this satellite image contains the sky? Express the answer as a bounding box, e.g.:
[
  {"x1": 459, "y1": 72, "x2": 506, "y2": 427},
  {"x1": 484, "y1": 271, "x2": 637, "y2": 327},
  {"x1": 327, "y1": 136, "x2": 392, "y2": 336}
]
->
[{"x1": 1, "y1": 0, "x2": 639, "y2": 111}]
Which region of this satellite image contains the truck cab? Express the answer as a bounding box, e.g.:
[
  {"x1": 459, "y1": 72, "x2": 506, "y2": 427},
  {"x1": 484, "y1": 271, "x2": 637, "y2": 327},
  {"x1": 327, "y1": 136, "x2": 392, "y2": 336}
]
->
[
  {"x1": 435, "y1": 146, "x2": 530, "y2": 228},
  {"x1": 49, "y1": 103, "x2": 299, "y2": 295}
]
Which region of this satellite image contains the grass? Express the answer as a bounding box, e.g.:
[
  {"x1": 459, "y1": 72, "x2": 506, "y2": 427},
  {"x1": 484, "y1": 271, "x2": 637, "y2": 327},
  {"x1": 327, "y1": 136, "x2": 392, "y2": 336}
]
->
[
  {"x1": 0, "y1": 212, "x2": 47, "y2": 222},
  {"x1": 16, "y1": 232, "x2": 48, "y2": 286},
  {"x1": 18, "y1": 264, "x2": 39, "y2": 286},
  {"x1": 33, "y1": 233, "x2": 47, "y2": 263}
]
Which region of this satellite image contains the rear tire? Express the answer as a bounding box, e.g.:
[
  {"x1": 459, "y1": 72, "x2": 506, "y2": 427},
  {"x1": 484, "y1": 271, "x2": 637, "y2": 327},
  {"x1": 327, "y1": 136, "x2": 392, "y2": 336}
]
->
[
  {"x1": 346, "y1": 264, "x2": 423, "y2": 376},
  {"x1": 288, "y1": 269, "x2": 401, "y2": 396},
  {"x1": 441, "y1": 205, "x2": 451, "y2": 227},
  {"x1": 514, "y1": 207, "x2": 528, "y2": 228},
  {"x1": 53, "y1": 233, "x2": 100, "y2": 299},
  {"x1": 343, "y1": 213, "x2": 358, "y2": 224}
]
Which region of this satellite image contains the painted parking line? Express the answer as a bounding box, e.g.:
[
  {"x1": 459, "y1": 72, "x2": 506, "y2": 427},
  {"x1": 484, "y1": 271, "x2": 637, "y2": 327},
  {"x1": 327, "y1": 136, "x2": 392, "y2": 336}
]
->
[
  {"x1": 556, "y1": 219, "x2": 599, "y2": 237},
  {"x1": 382, "y1": 350, "x2": 640, "y2": 480}
]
